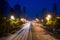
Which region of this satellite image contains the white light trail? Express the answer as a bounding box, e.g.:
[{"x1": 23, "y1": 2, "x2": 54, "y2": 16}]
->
[{"x1": 7, "y1": 22, "x2": 31, "y2": 40}]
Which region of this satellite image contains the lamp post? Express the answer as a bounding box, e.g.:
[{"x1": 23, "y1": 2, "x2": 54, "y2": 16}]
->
[
  {"x1": 46, "y1": 14, "x2": 52, "y2": 25},
  {"x1": 46, "y1": 14, "x2": 53, "y2": 32}
]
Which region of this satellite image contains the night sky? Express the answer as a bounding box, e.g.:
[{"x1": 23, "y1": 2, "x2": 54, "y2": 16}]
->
[{"x1": 6, "y1": 0, "x2": 60, "y2": 19}]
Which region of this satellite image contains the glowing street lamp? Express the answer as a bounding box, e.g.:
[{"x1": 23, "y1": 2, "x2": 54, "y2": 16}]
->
[
  {"x1": 21, "y1": 18, "x2": 24, "y2": 22},
  {"x1": 36, "y1": 18, "x2": 40, "y2": 22},
  {"x1": 46, "y1": 14, "x2": 51, "y2": 20},
  {"x1": 10, "y1": 15, "x2": 15, "y2": 20}
]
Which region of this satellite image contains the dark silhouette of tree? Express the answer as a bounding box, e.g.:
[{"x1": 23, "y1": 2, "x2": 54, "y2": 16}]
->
[
  {"x1": 0, "y1": 0, "x2": 10, "y2": 17},
  {"x1": 14, "y1": 4, "x2": 21, "y2": 18},
  {"x1": 35, "y1": 13, "x2": 39, "y2": 19},
  {"x1": 42, "y1": 8, "x2": 46, "y2": 19},
  {"x1": 0, "y1": 0, "x2": 5, "y2": 16},
  {"x1": 23, "y1": 6, "x2": 27, "y2": 19},
  {"x1": 52, "y1": 3, "x2": 57, "y2": 15},
  {"x1": 9, "y1": 8, "x2": 14, "y2": 16}
]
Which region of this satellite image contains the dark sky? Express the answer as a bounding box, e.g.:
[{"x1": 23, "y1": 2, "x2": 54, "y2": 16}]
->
[{"x1": 7, "y1": 0, "x2": 60, "y2": 19}]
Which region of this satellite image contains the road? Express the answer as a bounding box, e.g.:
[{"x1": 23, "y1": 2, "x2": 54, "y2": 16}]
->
[
  {"x1": 31, "y1": 22, "x2": 57, "y2": 40},
  {"x1": 0, "y1": 22, "x2": 57, "y2": 40},
  {"x1": 7, "y1": 22, "x2": 31, "y2": 40}
]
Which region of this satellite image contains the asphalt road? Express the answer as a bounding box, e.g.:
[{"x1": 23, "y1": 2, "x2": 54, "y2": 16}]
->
[
  {"x1": 31, "y1": 22, "x2": 57, "y2": 40},
  {"x1": 0, "y1": 22, "x2": 57, "y2": 40},
  {"x1": 7, "y1": 22, "x2": 31, "y2": 40}
]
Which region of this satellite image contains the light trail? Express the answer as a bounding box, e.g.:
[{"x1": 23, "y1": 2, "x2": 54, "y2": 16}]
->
[{"x1": 7, "y1": 22, "x2": 31, "y2": 40}]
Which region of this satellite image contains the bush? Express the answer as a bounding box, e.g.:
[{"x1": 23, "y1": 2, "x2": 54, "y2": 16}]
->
[{"x1": 0, "y1": 17, "x2": 22, "y2": 36}]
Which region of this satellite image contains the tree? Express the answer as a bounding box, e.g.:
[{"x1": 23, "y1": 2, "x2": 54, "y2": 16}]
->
[
  {"x1": 14, "y1": 4, "x2": 21, "y2": 18},
  {"x1": 0, "y1": 0, "x2": 10, "y2": 17},
  {"x1": 35, "y1": 13, "x2": 39, "y2": 19},
  {"x1": 52, "y1": 3, "x2": 57, "y2": 15},
  {"x1": 42, "y1": 8, "x2": 47, "y2": 25},
  {"x1": 53, "y1": 16, "x2": 60, "y2": 28},
  {"x1": 22, "y1": 6, "x2": 27, "y2": 19},
  {"x1": 42, "y1": 8, "x2": 46, "y2": 19}
]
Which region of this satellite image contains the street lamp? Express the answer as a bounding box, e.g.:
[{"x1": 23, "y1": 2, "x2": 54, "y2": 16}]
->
[
  {"x1": 10, "y1": 15, "x2": 15, "y2": 20},
  {"x1": 35, "y1": 18, "x2": 40, "y2": 23},
  {"x1": 45, "y1": 14, "x2": 52, "y2": 25},
  {"x1": 46, "y1": 14, "x2": 51, "y2": 20},
  {"x1": 21, "y1": 18, "x2": 24, "y2": 22}
]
